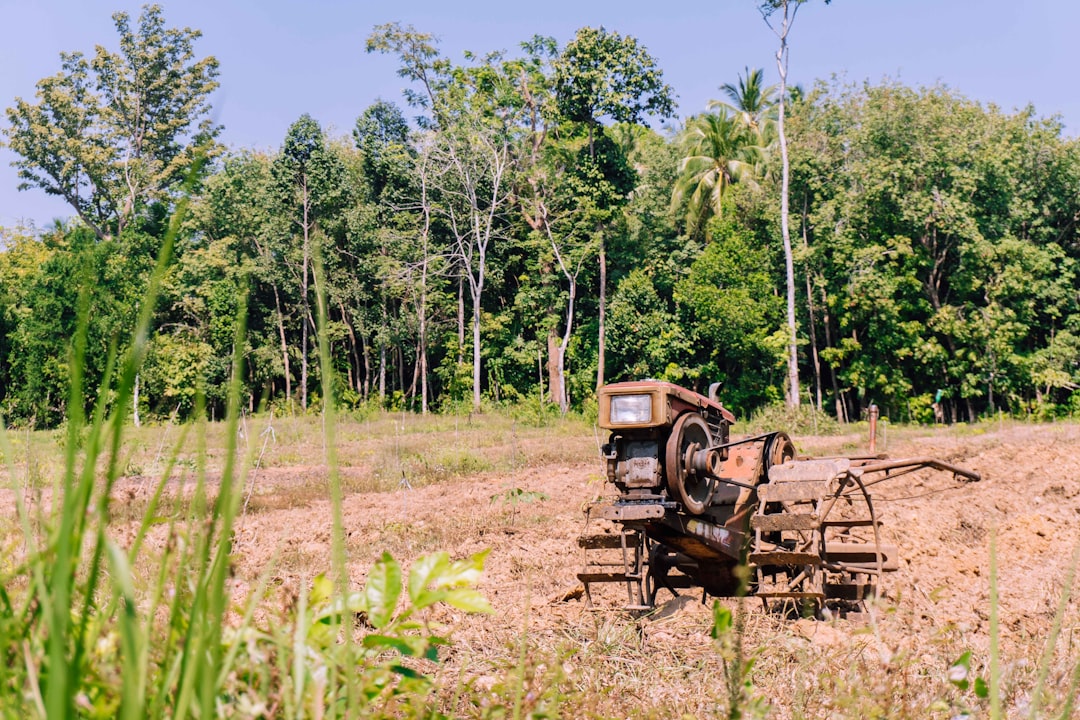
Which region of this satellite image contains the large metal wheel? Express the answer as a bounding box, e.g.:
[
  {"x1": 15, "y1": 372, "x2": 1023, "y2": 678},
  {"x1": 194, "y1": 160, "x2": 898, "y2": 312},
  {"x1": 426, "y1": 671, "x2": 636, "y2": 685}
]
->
[
  {"x1": 666, "y1": 413, "x2": 713, "y2": 514},
  {"x1": 764, "y1": 431, "x2": 796, "y2": 471},
  {"x1": 751, "y1": 464, "x2": 885, "y2": 617}
]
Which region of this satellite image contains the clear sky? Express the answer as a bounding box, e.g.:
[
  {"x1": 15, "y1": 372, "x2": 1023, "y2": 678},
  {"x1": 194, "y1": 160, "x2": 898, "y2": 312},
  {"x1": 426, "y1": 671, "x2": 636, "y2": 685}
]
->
[{"x1": 1, "y1": 0, "x2": 1076, "y2": 229}]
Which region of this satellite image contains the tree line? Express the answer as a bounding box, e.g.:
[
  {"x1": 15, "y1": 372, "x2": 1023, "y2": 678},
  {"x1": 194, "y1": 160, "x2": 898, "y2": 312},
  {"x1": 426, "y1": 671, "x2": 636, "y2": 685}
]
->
[{"x1": 2, "y1": 5, "x2": 1079, "y2": 428}]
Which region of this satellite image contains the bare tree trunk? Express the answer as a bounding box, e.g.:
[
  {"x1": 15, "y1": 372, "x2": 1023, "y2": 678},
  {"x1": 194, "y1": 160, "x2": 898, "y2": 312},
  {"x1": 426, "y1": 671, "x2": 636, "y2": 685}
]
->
[
  {"x1": 418, "y1": 155, "x2": 433, "y2": 415},
  {"x1": 300, "y1": 178, "x2": 310, "y2": 411},
  {"x1": 596, "y1": 242, "x2": 607, "y2": 391},
  {"x1": 764, "y1": 0, "x2": 801, "y2": 408},
  {"x1": 805, "y1": 273, "x2": 823, "y2": 413},
  {"x1": 339, "y1": 301, "x2": 362, "y2": 395},
  {"x1": 802, "y1": 203, "x2": 822, "y2": 412},
  {"x1": 418, "y1": 272, "x2": 430, "y2": 413},
  {"x1": 436, "y1": 123, "x2": 508, "y2": 413},
  {"x1": 273, "y1": 285, "x2": 292, "y2": 403},
  {"x1": 378, "y1": 297, "x2": 386, "y2": 403},
  {"x1": 361, "y1": 330, "x2": 371, "y2": 401},
  {"x1": 419, "y1": 287, "x2": 429, "y2": 414},
  {"x1": 457, "y1": 274, "x2": 465, "y2": 365},
  {"x1": 820, "y1": 281, "x2": 843, "y2": 423},
  {"x1": 556, "y1": 278, "x2": 577, "y2": 414},
  {"x1": 408, "y1": 339, "x2": 420, "y2": 403},
  {"x1": 547, "y1": 331, "x2": 560, "y2": 405},
  {"x1": 472, "y1": 291, "x2": 482, "y2": 411},
  {"x1": 420, "y1": 336, "x2": 429, "y2": 414}
]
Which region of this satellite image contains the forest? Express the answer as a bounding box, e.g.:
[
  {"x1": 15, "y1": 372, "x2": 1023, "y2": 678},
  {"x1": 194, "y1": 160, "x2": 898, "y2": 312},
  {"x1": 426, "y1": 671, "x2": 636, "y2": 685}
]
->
[{"x1": 2, "y1": 5, "x2": 1080, "y2": 429}]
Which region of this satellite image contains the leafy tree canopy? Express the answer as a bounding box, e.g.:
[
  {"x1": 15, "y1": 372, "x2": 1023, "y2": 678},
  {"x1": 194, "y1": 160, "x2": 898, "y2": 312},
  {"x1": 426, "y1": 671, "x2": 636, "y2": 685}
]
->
[{"x1": 3, "y1": 4, "x2": 220, "y2": 240}]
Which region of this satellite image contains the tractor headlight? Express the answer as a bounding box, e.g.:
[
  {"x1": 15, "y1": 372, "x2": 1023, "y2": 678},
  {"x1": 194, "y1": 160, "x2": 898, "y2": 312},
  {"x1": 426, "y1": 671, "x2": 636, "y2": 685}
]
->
[{"x1": 610, "y1": 394, "x2": 652, "y2": 424}]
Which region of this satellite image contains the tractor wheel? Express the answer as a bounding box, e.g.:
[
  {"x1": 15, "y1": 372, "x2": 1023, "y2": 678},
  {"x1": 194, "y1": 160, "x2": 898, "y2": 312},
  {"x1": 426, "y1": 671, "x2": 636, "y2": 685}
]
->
[{"x1": 666, "y1": 413, "x2": 713, "y2": 514}]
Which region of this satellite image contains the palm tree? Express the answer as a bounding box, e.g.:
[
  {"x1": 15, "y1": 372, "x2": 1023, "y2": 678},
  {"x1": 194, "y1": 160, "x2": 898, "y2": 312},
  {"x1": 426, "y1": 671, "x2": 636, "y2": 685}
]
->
[
  {"x1": 712, "y1": 67, "x2": 777, "y2": 141},
  {"x1": 671, "y1": 110, "x2": 760, "y2": 238}
]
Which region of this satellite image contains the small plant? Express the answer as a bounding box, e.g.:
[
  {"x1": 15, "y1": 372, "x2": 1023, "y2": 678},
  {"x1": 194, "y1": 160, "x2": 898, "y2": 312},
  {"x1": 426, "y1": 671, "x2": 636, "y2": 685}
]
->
[
  {"x1": 739, "y1": 402, "x2": 841, "y2": 436},
  {"x1": 711, "y1": 601, "x2": 769, "y2": 720},
  {"x1": 219, "y1": 550, "x2": 493, "y2": 717},
  {"x1": 490, "y1": 486, "x2": 549, "y2": 525},
  {"x1": 942, "y1": 650, "x2": 990, "y2": 718}
]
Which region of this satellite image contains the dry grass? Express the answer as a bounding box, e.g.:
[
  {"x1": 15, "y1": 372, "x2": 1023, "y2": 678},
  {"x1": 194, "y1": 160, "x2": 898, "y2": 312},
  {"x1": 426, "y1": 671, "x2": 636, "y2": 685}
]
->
[{"x1": 4, "y1": 410, "x2": 1079, "y2": 718}]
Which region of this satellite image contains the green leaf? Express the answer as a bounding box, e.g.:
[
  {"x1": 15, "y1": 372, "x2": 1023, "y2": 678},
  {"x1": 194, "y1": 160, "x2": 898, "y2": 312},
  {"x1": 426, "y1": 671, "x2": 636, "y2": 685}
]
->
[
  {"x1": 365, "y1": 552, "x2": 402, "y2": 629},
  {"x1": 973, "y1": 676, "x2": 989, "y2": 699},
  {"x1": 309, "y1": 573, "x2": 334, "y2": 606},
  {"x1": 362, "y1": 634, "x2": 416, "y2": 656},
  {"x1": 434, "y1": 549, "x2": 490, "y2": 590},
  {"x1": 711, "y1": 601, "x2": 733, "y2": 639},
  {"x1": 948, "y1": 651, "x2": 972, "y2": 690},
  {"x1": 443, "y1": 589, "x2": 494, "y2": 614},
  {"x1": 408, "y1": 552, "x2": 449, "y2": 605},
  {"x1": 389, "y1": 664, "x2": 427, "y2": 680}
]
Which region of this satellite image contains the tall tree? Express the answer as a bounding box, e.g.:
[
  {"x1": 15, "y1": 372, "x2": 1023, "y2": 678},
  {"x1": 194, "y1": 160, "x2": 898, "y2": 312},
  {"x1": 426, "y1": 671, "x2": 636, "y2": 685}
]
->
[
  {"x1": 366, "y1": 23, "x2": 449, "y2": 126},
  {"x1": 759, "y1": 0, "x2": 830, "y2": 407},
  {"x1": 352, "y1": 100, "x2": 417, "y2": 403},
  {"x1": 715, "y1": 66, "x2": 777, "y2": 140},
  {"x1": 553, "y1": 26, "x2": 675, "y2": 390},
  {"x1": 3, "y1": 4, "x2": 220, "y2": 239},
  {"x1": 273, "y1": 115, "x2": 349, "y2": 410},
  {"x1": 433, "y1": 117, "x2": 512, "y2": 412},
  {"x1": 189, "y1": 151, "x2": 290, "y2": 405}
]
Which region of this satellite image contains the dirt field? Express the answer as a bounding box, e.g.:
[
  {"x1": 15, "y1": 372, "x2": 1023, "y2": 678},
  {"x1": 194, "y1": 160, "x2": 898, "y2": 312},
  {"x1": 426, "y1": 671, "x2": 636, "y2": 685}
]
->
[
  {"x1": 206, "y1": 421, "x2": 1077, "y2": 717},
  {"x1": 4, "y1": 419, "x2": 1079, "y2": 717}
]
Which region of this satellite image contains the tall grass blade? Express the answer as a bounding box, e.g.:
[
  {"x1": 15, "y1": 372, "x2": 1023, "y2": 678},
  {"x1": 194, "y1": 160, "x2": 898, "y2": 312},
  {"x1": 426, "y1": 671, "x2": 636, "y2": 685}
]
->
[
  {"x1": 1028, "y1": 541, "x2": 1080, "y2": 719},
  {"x1": 314, "y1": 244, "x2": 355, "y2": 714},
  {"x1": 989, "y1": 529, "x2": 1001, "y2": 720},
  {"x1": 197, "y1": 293, "x2": 249, "y2": 719},
  {"x1": 106, "y1": 540, "x2": 144, "y2": 720},
  {"x1": 45, "y1": 273, "x2": 97, "y2": 720}
]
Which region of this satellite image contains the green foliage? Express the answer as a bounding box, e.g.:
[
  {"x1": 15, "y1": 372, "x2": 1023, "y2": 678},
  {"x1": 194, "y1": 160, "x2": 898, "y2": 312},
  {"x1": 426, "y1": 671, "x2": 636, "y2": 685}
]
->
[
  {"x1": 0, "y1": 181, "x2": 495, "y2": 719},
  {"x1": 739, "y1": 401, "x2": 841, "y2": 435},
  {"x1": 2, "y1": 4, "x2": 219, "y2": 239},
  {"x1": 554, "y1": 26, "x2": 675, "y2": 126},
  {"x1": 673, "y1": 111, "x2": 762, "y2": 238},
  {"x1": 793, "y1": 80, "x2": 1080, "y2": 421},
  {"x1": 674, "y1": 216, "x2": 785, "y2": 413},
  {"x1": 607, "y1": 269, "x2": 683, "y2": 382},
  {"x1": 6, "y1": 11, "x2": 1080, "y2": 426}
]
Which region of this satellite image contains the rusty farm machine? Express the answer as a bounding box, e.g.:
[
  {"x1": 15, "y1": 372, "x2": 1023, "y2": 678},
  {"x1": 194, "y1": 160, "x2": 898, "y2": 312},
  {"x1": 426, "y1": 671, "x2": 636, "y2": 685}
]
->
[{"x1": 578, "y1": 381, "x2": 980, "y2": 614}]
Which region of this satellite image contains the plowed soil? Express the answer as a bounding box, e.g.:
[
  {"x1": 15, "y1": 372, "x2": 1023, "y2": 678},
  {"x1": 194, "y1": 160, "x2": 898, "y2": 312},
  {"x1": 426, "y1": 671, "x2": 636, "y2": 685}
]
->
[
  {"x1": 222, "y1": 422, "x2": 1080, "y2": 717},
  {"x1": 5, "y1": 420, "x2": 1078, "y2": 716}
]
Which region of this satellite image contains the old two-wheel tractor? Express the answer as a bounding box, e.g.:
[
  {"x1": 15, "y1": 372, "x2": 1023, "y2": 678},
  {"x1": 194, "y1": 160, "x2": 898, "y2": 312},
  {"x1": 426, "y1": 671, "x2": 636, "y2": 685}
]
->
[{"x1": 577, "y1": 381, "x2": 980, "y2": 616}]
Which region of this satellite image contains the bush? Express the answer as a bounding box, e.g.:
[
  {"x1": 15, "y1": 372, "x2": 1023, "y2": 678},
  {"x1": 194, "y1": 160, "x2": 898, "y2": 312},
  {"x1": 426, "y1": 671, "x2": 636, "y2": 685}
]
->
[{"x1": 738, "y1": 402, "x2": 843, "y2": 436}]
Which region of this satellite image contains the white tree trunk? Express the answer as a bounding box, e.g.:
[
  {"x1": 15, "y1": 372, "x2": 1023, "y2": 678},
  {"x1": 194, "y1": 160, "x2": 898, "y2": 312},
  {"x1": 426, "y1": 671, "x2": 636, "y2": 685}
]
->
[
  {"x1": 472, "y1": 291, "x2": 482, "y2": 411},
  {"x1": 300, "y1": 178, "x2": 310, "y2": 411},
  {"x1": 770, "y1": 0, "x2": 801, "y2": 408}
]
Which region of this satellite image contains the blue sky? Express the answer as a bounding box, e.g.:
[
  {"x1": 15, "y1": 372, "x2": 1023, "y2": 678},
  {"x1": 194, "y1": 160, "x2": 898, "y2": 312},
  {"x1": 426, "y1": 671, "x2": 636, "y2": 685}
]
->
[{"x1": 1, "y1": 0, "x2": 1075, "y2": 229}]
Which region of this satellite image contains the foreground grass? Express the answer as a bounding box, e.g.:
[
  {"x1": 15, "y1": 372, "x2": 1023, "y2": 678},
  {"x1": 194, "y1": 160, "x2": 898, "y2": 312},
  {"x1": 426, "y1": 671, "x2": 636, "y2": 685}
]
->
[{"x1": 0, "y1": 199, "x2": 502, "y2": 718}]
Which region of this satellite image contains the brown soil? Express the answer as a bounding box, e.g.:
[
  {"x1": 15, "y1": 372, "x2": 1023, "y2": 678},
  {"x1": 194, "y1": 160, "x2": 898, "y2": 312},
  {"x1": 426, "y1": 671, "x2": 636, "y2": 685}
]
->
[
  {"x1": 222, "y1": 422, "x2": 1080, "y2": 716},
  {"x1": 6, "y1": 421, "x2": 1079, "y2": 716}
]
